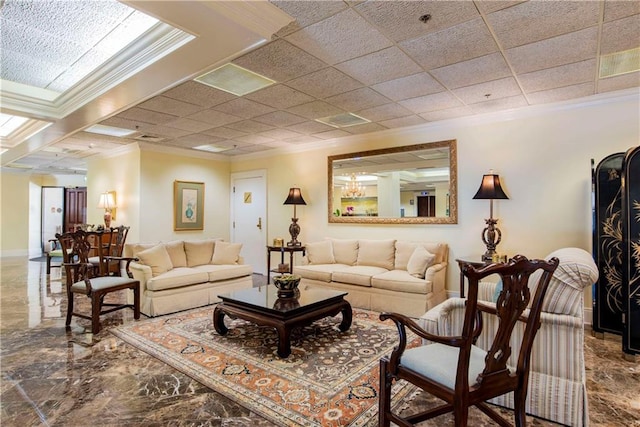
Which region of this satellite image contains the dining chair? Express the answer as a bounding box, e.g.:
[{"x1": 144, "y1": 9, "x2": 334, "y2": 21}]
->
[
  {"x1": 57, "y1": 230, "x2": 140, "y2": 334},
  {"x1": 379, "y1": 254, "x2": 559, "y2": 427}
]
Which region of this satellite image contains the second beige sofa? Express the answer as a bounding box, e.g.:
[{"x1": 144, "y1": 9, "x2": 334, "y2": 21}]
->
[{"x1": 296, "y1": 239, "x2": 448, "y2": 317}]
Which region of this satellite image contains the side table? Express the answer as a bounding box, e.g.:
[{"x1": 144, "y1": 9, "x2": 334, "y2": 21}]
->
[
  {"x1": 266, "y1": 245, "x2": 306, "y2": 284},
  {"x1": 455, "y1": 256, "x2": 489, "y2": 298}
]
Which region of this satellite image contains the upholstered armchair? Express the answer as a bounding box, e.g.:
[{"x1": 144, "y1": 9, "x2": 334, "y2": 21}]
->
[{"x1": 420, "y1": 247, "x2": 598, "y2": 426}]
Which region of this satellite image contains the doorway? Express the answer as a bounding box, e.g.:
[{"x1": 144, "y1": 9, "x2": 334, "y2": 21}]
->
[
  {"x1": 230, "y1": 170, "x2": 267, "y2": 275},
  {"x1": 41, "y1": 187, "x2": 64, "y2": 252},
  {"x1": 64, "y1": 187, "x2": 87, "y2": 231}
]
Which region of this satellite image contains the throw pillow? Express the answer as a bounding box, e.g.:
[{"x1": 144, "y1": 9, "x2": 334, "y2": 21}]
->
[
  {"x1": 394, "y1": 241, "x2": 419, "y2": 270},
  {"x1": 164, "y1": 240, "x2": 187, "y2": 268},
  {"x1": 357, "y1": 239, "x2": 396, "y2": 270},
  {"x1": 406, "y1": 246, "x2": 436, "y2": 278},
  {"x1": 211, "y1": 241, "x2": 242, "y2": 265},
  {"x1": 184, "y1": 239, "x2": 216, "y2": 267},
  {"x1": 306, "y1": 240, "x2": 335, "y2": 264},
  {"x1": 137, "y1": 244, "x2": 173, "y2": 277},
  {"x1": 330, "y1": 239, "x2": 359, "y2": 265}
]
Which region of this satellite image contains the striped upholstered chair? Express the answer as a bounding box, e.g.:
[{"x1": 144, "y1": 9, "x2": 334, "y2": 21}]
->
[{"x1": 421, "y1": 247, "x2": 598, "y2": 426}]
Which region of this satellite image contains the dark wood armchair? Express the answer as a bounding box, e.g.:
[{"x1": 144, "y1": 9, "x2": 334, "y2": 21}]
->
[
  {"x1": 379, "y1": 254, "x2": 559, "y2": 427},
  {"x1": 87, "y1": 225, "x2": 130, "y2": 276},
  {"x1": 57, "y1": 230, "x2": 140, "y2": 334}
]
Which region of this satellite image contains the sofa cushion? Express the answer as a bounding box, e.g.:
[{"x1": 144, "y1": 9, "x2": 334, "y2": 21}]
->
[
  {"x1": 306, "y1": 240, "x2": 335, "y2": 264},
  {"x1": 330, "y1": 239, "x2": 358, "y2": 266},
  {"x1": 407, "y1": 246, "x2": 436, "y2": 278},
  {"x1": 332, "y1": 265, "x2": 388, "y2": 287},
  {"x1": 211, "y1": 241, "x2": 242, "y2": 265},
  {"x1": 165, "y1": 240, "x2": 187, "y2": 268},
  {"x1": 372, "y1": 270, "x2": 432, "y2": 294},
  {"x1": 395, "y1": 241, "x2": 419, "y2": 271},
  {"x1": 137, "y1": 244, "x2": 173, "y2": 276},
  {"x1": 184, "y1": 239, "x2": 216, "y2": 267},
  {"x1": 194, "y1": 264, "x2": 252, "y2": 282},
  {"x1": 126, "y1": 242, "x2": 156, "y2": 258},
  {"x1": 357, "y1": 239, "x2": 396, "y2": 270},
  {"x1": 146, "y1": 267, "x2": 210, "y2": 291},
  {"x1": 296, "y1": 264, "x2": 350, "y2": 282}
]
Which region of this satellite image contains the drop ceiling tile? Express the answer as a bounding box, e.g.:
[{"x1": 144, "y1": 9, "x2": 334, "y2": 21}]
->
[
  {"x1": 99, "y1": 117, "x2": 140, "y2": 131},
  {"x1": 285, "y1": 9, "x2": 392, "y2": 65},
  {"x1": 600, "y1": 15, "x2": 640, "y2": 55},
  {"x1": 287, "y1": 67, "x2": 363, "y2": 98},
  {"x1": 312, "y1": 129, "x2": 352, "y2": 140},
  {"x1": 400, "y1": 18, "x2": 498, "y2": 70},
  {"x1": 604, "y1": 1, "x2": 640, "y2": 22},
  {"x1": 235, "y1": 134, "x2": 276, "y2": 144},
  {"x1": 225, "y1": 120, "x2": 275, "y2": 133},
  {"x1": 173, "y1": 133, "x2": 224, "y2": 147},
  {"x1": 287, "y1": 100, "x2": 345, "y2": 120},
  {"x1": 371, "y1": 73, "x2": 444, "y2": 101},
  {"x1": 527, "y1": 82, "x2": 594, "y2": 105},
  {"x1": 164, "y1": 118, "x2": 216, "y2": 133},
  {"x1": 506, "y1": 27, "x2": 598, "y2": 74},
  {"x1": 598, "y1": 71, "x2": 640, "y2": 93},
  {"x1": 239, "y1": 144, "x2": 273, "y2": 153},
  {"x1": 325, "y1": 87, "x2": 391, "y2": 111},
  {"x1": 335, "y1": 47, "x2": 422, "y2": 85},
  {"x1": 137, "y1": 96, "x2": 203, "y2": 117},
  {"x1": 419, "y1": 105, "x2": 475, "y2": 121},
  {"x1": 452, "y1": 77, "x2": 522, "y2": 104},
  {"x1": 131, "y1": 124, "x2": 191, "y2": 139},
  {"x1": 519, "y1": 59, "x2": 596, "y2": 93},
  {"x1": 212, "y1": 99, "x2": 275, "y2": 119},
  {"x1": 354, "y1": 0, "x2": 479, "y2": 42},
  {"x1": 283, "y1": 135, "x2": 323, "y2": 144},
  {"x1": 286, "y1": 120, "x2": 335, "y2": 134},
  {"x1": 343, "y1": 122, "x2": 387, "y2": 135},
  {"x1": 399, "y1": 92, "x2": 463, "y2": 114},
  {"x1": 233, "y1": 39, "x2": 326, "y2": 82},
  {"x1": 186, "y1": 109, "x2": 243, "y2": 127},
  {"x1": 469, "y1": 94, "x2": 528, "y2": 114},
  {"x1": 245, "y1": 84, "x2": 314, "y2": 109},
  {"x1": 486, "y1": 1, "x2": 599, "y2": 49},
  {"x1": 118, "y1": 107, "x2": 178, "y2": 125},
  {"x1": 474, "y1": 1, "x2": 526, "y2": 15},
  {"x1": 380, "y1": 115, "x2": 427, "y2": 129},
  {"x1": 356, "y1": 103, "x2": 413, "y2": 122},
  {"x1": 163, "y1": 81, "x2": 237, "y2": 108},
  {"x1": 0, "y1": 49, "x2": 67, "y2": 88},
  {"x1": 271, "y1": 1, "x2": 348, "y2": 28},
  {"x1": 258, "y1": 128, "x2": 303, "y2": 140},
  {"x1": 202, "y1": 127, "x2": 247, "y2": 139},
  {"x1": 430, "y1": 52, "x2": 512, "y2": 90},
  {"x1": 253, "y1": 111, "x2": 307, "y2": 127}
]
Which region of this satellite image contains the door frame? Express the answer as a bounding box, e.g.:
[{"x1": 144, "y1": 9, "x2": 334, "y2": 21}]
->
[{"x1": 230, "y1": 169, "x2": 267, "y2": 274}]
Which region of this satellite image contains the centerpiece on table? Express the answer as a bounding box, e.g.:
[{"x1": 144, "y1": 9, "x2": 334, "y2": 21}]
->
[{"x1": 272, "y1": 274, "x2": 301, "y2": 298}]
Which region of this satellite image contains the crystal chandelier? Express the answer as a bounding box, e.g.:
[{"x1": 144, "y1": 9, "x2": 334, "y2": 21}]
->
[{"x1": 342, "y1": 173, "x2": 365, "y2": 198}]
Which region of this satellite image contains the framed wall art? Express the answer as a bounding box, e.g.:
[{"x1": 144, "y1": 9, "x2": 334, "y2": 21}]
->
[{"x1": 174, "y1": 180, "x2": 204, "y2": 230}]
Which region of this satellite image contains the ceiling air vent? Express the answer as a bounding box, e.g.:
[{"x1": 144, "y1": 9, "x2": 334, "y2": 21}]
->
[
  {"x1": 599, "y1": 47, "x2": 640, "y2": 79},
  {"x1": 134, "y1": 134, "x2": 165, "y2": 143},
  {"x1": 316, "y1": 113, "x2": 370, "y2": 128}
]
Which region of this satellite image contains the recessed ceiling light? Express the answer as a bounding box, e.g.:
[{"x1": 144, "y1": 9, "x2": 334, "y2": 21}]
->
[
  {"x1": 85, "y1": 124, "x2": 137, "y2": 137},
  {"x1": 600, "y1": 47, "x2": 640, "y2": 79},
  {"x1": 316, "y1": 113, "x2": 370, "y2": 128},
  {"x1": 0, "y1": 113, "x2": 29, "y2": 137},
  {"x1": 194, "y1": 63, "x2": 275, "y2": 96},
  {"x1": 193, "y1": 144, "x2": 232, "y2": 153}
]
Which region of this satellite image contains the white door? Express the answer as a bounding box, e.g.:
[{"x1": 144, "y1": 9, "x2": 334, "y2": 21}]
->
[{"x1": 231, "y1": 170, "x2": 267, "y2": 275}]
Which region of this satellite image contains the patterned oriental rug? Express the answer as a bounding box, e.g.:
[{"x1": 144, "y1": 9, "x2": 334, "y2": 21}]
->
[{"x1": 112, "y1": 307, "x2": 419, "y2": 427}]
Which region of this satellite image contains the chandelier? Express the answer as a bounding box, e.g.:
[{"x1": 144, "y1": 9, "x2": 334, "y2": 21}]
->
[{"x1": 342, "y1": 173, "x2": 365, "y2": 198}]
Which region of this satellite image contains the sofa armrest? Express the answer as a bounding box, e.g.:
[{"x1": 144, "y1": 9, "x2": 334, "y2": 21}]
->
[
  {"x1": 130, "y1": 262, "x2": 152, "y2": 290},
  {"x1": 425, "y1": 261, "x2": 447, "y2": 291}
]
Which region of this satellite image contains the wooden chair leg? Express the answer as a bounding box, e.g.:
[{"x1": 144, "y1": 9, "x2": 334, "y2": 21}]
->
[
  {"x1": 91, "y1": 293, "x2": 102, "y2": 334},
  {"x1": 132, "y1": 286, "x2": 140, "y2": 320},
  {"x1": 514, "y1": 386, "x2": 527, "y2": 427},
  {"x1": 453, "y1": 397, "x2": 469, "y2": 427},
  {"x1": 379, "y1": 359, "x2": 392, "y2": 427},
  {"x1": 46, "y1": 254, "x2": 52, "y2": 274},
  {"x1": 65, "y1": 292, "x2": 74, "y2": 327}
]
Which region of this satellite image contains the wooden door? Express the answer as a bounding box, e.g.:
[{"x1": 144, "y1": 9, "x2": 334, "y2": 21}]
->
[
  {"x1": 64, "y1": 187, "x2": 87, "y2": 232},
  {"x1": 417, "y1": 195, "x2": 436, "y2": 217}
]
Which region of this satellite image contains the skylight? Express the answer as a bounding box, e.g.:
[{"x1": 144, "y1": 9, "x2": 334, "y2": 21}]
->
[{"x1": 0, "y1": 113, "x2": 28, "y2": 137}]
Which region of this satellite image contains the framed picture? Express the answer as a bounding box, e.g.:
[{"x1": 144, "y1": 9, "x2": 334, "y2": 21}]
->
[{"x1": 174, "y1": 180, "x2": 204, "y2": 230}]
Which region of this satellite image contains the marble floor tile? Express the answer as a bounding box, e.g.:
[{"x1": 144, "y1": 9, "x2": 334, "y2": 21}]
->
[{"x1": 1, "y1": 257, "x2": 638, "y2": 426}]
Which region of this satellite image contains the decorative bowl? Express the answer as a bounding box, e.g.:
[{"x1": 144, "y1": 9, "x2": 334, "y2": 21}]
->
[{"x1": 272, "y1": 274, "x2": 301, "y2": 298}]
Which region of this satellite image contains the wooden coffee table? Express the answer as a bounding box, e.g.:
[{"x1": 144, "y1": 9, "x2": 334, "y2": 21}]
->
[{"x1": 213, "y1": 286, "x2": 352, "y2": 358}]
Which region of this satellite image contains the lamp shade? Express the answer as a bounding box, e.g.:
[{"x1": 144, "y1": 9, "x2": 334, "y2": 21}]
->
[
  {"x1": 283, "y1": 187, "x2": 306, "y2": 205},
  {"x1": 472, "y1": 174, "x2": 509, "y2": 200},
  {"x1": 97, "y1": 192, "x2": 116, "y2": 209}
]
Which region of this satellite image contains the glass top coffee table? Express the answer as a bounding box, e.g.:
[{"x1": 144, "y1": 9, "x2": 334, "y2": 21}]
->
[{"x1": 213, "y1": 286, "x2": 352, "y2": 358}]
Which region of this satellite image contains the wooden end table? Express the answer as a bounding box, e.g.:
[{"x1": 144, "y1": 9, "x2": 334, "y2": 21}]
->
[
  {"x1": 213, "y1": 286, "x2": 351, "y2": 358},
  {"x1": 266, "y1": 245, "x2": 305, "y2": 284}
]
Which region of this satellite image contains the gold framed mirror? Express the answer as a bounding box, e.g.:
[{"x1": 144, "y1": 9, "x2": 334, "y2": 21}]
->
[{"x1": 328, "y1": 139, "x2": 457, "y2": 224}]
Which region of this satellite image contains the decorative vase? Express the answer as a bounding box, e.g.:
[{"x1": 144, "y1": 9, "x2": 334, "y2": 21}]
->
[{"x1": 272, "y1": 274, "x2": 301, "y2": 298}]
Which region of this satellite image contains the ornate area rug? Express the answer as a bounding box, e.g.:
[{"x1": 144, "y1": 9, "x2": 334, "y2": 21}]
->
[{"x1": 112, "y1": 307, "x2": 419, "y2": 426}]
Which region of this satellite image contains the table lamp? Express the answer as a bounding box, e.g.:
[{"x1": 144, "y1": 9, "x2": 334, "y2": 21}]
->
[
  {"x1": 473, "y1": 172, "x2": 509, "y2": 261},
  {"x1": 283, "y1": 187, "x2": 306, "y2": 247}
]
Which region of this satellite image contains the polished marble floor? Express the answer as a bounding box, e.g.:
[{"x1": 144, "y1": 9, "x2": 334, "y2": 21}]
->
[{"x1": 1, "y1": 257, "x2": 638, "y2": 426}]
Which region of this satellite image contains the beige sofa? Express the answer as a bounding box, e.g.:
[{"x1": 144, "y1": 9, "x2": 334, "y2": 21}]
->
[
  {"x1": 421, "y1": 247, "x2": 598, "y2": 426},
  {"x1": 296, "y1": 239, "x2": 448, "y2": 317},
  {"x1": 124, "y1": 238, "x2": 253, "y2": 317}
]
